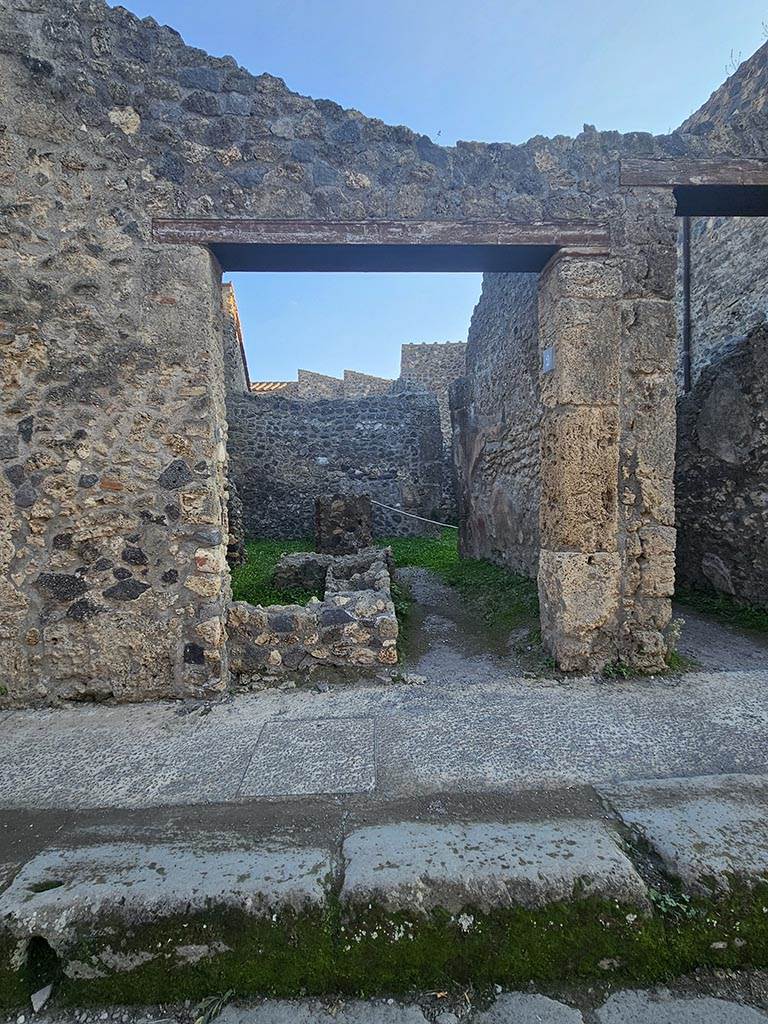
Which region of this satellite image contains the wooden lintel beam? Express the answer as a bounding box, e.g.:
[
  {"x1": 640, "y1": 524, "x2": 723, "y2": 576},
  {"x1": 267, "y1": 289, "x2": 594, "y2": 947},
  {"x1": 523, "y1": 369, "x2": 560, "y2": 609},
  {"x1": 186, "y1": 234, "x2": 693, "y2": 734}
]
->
[
  {"x1": 151, "y1": 218, "x2": 611, "y2": 250},
  {"x1": 620, "y1": 158, "x2": 768, "y2": 188}
]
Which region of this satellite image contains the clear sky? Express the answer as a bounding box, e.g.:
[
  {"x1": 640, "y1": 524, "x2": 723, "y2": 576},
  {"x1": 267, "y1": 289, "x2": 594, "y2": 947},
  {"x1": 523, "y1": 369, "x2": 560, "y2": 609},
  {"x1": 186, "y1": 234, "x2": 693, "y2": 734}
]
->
[{"x1": 111, "y1": 0, "x2": 767, "y2": 381}]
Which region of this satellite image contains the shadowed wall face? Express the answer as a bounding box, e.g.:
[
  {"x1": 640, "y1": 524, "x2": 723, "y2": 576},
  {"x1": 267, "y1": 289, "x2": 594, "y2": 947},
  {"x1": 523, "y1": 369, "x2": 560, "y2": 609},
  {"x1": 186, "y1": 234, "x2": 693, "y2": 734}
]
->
[{"x1": 452, "y1": 274, "x2": 541, "y2": 577}]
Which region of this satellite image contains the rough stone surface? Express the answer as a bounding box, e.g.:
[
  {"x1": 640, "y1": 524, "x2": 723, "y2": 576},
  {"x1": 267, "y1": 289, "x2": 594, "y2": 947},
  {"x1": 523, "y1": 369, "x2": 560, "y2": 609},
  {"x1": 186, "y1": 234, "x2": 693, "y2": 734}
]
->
[
  {"x1": 249, "y1": 342, "x2": 467, "y2": 520},
  {"x1": 227, "y1": 546, "x2": 398, "y2": 679},
  {"x1": 226, "y1": 390, "x2": 442, "y2": 539},
  {"x1": 599, "y1": 774, "x2": 768, "y2": 892},
  {"x1": 340, "y1": 820, "x2": 647, "y2": 913},
  {"x1": 596, "y1": 991, "x2": 768, "y2": 1023},
  {"x1": 0, "y1": 839, "x2": 333, "y2": 955},
  {"x1": 316, "y1": 494, "x2": 373, "y2": 554},
  {"x1": 239, "y1": 717, "x2": 376, "y2": 797},
  {"x1": 675, "y1": 324, "x2": 767, "y2": 607},
  {"x1": 474, "y1": 994, "x2": 584, "y2": 1023}
]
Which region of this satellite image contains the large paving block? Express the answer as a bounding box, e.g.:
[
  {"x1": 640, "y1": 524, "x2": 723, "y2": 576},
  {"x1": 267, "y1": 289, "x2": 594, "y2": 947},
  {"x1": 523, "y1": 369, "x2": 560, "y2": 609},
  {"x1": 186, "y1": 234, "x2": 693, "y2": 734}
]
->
[
  {"x1": 341, "y1": 820, "x2": 648, "y2": 913},
  {"x1": 239, "y1": 717, "x2": 376, "y2": 797},
  {"x1": 0, "y1": 840, "x2": 337, "y2": 1005},
  {"x1": 475, "y1": 992, "x2": 584, "y2": 1022},
  {"x1": 596, "y1": 990, "x2": 768, "y2": 1022},
  {"x1": 599, "y1": 774, "x2": 768, "y2": 891}
]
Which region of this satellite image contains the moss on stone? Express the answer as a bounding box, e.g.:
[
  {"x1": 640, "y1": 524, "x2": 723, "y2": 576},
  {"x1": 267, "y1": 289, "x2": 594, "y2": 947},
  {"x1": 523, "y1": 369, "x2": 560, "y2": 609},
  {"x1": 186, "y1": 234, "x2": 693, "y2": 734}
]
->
[{"x1": 3, "y1": 887, "x2": 768, "y2": 1008}]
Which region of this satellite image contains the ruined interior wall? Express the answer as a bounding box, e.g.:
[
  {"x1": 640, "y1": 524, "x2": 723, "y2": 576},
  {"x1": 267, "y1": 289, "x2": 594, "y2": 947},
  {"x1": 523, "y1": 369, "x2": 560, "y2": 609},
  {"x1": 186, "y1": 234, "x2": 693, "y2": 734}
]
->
[
  {"x1": 451, "y1": 275, "x2": 540, "y2": 577},
  {"x1": 226, "y1": 391, "x2": 443, "y2": 539},
  {"x1": 222, "y1": 284, "x2": 249, "y2": 395},
  {"x1": 675, "y1": 324, "x2": 768, "y2": 605},
  {"x1": 398, "y1": 342, "x2": 467, "y2": 519}
]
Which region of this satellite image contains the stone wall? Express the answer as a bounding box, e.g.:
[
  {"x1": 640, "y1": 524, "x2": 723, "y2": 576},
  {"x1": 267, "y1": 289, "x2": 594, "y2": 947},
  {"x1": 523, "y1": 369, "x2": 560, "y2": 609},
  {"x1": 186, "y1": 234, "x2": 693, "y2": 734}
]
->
[
  {"x1": 226, "y1": 390, "x2": 443, "y2": 539},
  {"x1": 4, "y1": 0, "x2": 765, "y2": 698},
  {"x1": 222, "y1": 283, "x2": 250, "y2": 394},
  {"x1": 675, "y1": 324, "x2": 768, "y2": 605},
  {"x1": 228, "y1": 546, "x2": 398, "y2": 680},
  {"x1": 399, "y1": 342, "x2": 467, "y2": 519},
  {"x1": 452, "y1": 275, "x2": 540, "y2": 577}
]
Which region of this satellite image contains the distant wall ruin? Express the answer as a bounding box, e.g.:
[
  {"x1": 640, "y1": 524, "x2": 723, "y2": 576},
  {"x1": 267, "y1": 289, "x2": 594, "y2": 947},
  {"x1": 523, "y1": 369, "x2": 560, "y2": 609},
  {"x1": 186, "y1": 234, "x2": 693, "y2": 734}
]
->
[
  {"x1": 226, "y1": 387, "x2": 443, "y2": 539},
  {"x1": 244, "y1": 331, "x2": 467, "y2": 522}
]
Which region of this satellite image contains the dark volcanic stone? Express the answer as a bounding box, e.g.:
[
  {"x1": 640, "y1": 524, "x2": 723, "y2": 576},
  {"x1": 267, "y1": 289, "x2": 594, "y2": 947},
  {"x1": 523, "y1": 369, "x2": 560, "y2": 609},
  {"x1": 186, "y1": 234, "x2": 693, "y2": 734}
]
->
[
  {"x1": 14, "y1": 484, "x2": 38, "y2": 508},
  {"x1": 66, "y1": 598, "x2": 101, "y2": 621},
  {"x1": 17, "y1": 416, "x2": 34, "y2": 443},
  {"x1": 113, "y1": 567, "x2": 132, "y2": 580},
  {"x1": 320, "y1": 606, "x2": 354, "y2": 626},
  {"x1": 158, "y1": 459, "x2": 194, "y2": 490},
  {"x1": 103, "y1": 579, "x2": 150, "y2": 601},
  {"x1": 161, "y1": 568, "x2": 179, "y2": 584},
  {"x1": 268, "y1": 613, "x2": 298, "y2": 634},
  {"x1": 78, "y1": 473, "x2": 99, "y2": 488},
  {"x1": 5, "y1": 465, "x2": 25, "y2": 488},
  {"x1": 0, "y1": 434, "x2": 19, "y2": 460},
  {"x1": 36, "y1": 573, "x2": 89, "y2": 602},
  {"x1": 122, "y1": 546, "x2": 149, "y2": 565},
  {"x1": 183, "y1": 642, "x2": 205, "y2": 664},
  {"x1": 53, "y1": 533, "x2": 73, "y2": 550}
]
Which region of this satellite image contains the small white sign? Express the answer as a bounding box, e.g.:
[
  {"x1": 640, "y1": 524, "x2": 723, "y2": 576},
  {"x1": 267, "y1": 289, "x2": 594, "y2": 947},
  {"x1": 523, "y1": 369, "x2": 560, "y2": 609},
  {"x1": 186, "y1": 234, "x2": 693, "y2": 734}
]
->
[{"x1": 542, "y1": 346, "x2": 555, "y2": 373}]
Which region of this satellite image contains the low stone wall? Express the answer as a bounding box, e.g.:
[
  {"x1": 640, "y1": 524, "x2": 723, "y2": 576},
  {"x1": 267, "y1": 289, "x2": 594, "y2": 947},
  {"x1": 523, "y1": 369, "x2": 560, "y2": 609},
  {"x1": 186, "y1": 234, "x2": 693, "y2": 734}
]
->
[
  {"x1": 675, "y1": 324, "x2": 767, "y2": 606},
  {"x1": 227, "y1": 547, "x2": 398, "y2": 680},
  {"x1": 451, "y1": 274, "x2": 541, "y2": 577},
  {"x1": 226, "y1": 390, "x2": 443, "y2": 539}
]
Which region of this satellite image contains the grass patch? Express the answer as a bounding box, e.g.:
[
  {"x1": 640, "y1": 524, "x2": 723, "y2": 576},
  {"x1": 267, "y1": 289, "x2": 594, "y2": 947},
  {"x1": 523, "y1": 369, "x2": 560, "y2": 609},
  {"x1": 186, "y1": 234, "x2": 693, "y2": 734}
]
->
[
  {"x1": 676, "y1": 586, "x2": 768, "y2": 633},
  {"x1": 390, "y1": 578, "x2": 413, "y2": 661},
  {"x1": 381, "y1": 530, "x2": 539, "y2": 637},
  {"x1": 230, "y1": 538, "x2": 316, "y2": 607}
]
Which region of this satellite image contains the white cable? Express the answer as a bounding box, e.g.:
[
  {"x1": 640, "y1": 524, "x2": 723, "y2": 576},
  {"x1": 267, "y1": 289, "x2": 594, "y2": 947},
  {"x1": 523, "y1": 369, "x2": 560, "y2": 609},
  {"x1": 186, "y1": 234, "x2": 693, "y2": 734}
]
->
[{"x1": 369, "y1": 499, "x2": 459, "y2": 530}]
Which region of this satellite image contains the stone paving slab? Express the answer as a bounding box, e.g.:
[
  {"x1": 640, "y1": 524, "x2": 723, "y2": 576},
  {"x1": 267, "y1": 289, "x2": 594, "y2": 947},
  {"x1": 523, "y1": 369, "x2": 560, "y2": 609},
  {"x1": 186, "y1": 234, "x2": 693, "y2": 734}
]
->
[
  {"x1": 599, "y1": 774, "x2": 768, "y2": 890},
  {"x1": 341, "y1": 820, "x2": 647, "y2": 913},
  {"x1": 0, "y1": 840, "x2": 335, "y2": 944},
  {"x1": 474, "y1": 993, "x2": 584, "y2": 1022},
  {"x1": 595, "y1": 990, "x2": 768, "y2": 1022},
  {"x1": 239, "y1": 717, "x2": 376, "y2": 797}
]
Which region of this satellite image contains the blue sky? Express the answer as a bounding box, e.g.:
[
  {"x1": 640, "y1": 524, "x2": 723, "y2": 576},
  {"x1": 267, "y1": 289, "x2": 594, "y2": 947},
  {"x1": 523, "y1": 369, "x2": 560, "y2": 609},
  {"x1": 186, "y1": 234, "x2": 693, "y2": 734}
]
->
[{"x1": 112, "y1": 0, "x2": 767, "y2": 380}]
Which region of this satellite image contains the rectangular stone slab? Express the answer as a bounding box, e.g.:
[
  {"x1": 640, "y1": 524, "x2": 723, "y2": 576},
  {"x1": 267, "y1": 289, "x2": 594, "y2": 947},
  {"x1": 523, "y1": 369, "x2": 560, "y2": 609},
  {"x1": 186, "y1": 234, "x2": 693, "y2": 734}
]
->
[
  {"x1": 340, "y1": 820, "x2": 648, "y2": 914},
  {"x1": 598, "y1": 773, "x2": 768, "y2": 891},
  {"x1": 239, "y1": 717, "x2": 376, "y2": 797},
  {"x1": 0, "y1": 840, "x2": 335, "y2": 945}
]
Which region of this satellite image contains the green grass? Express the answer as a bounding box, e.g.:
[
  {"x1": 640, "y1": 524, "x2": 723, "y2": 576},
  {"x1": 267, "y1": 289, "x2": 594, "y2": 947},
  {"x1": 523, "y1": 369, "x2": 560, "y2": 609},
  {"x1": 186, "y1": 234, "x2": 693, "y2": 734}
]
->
[
  {"x1": 230, "y1": 538, "x2": 315, "y2": 607},
  {"x1": 676, "y1": 585, "x2": 768, "y2": 633},
  {"x1": 381, "y1": 530, "x2": 539, "y2": 637}
]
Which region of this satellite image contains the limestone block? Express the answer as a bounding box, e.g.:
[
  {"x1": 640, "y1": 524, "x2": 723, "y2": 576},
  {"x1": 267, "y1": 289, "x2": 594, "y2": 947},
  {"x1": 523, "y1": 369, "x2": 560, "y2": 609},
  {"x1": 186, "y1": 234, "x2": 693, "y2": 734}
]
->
[
  {"x1": 619, "y1": 373, "x2": 676, "y2": 526},
  {"x1": 539, "y1": 296, "x2": 620, "y2": 408},
  {"x1": 538, "y1": 550, "x2": 621, "y2": 671},
  {"x1": 620, "y1": 299, "x2": 676, "y2": 376},
  {"x1": 540, "y1": 254, "x2": 622, "y2": 302},
  {"x1": 539, "y1": 406, "x2": 619, "y2": 553}
]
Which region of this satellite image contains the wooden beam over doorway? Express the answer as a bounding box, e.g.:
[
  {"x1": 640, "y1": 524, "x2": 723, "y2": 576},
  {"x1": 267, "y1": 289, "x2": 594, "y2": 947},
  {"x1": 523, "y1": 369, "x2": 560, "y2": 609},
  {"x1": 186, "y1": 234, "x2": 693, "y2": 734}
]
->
[
  {"x1": 620, "y1": 158, "x2": 768, "y2": 187},
  {"x1": 151, "y1": 218, "x2": 611, "y2": 273}
]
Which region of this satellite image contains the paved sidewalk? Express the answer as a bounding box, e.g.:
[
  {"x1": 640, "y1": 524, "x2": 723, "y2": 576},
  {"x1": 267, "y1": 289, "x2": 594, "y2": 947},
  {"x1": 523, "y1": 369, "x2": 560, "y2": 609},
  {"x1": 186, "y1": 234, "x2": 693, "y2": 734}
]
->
[{"x1": 2, "y1": 665, "x2": 768, "y2": 810}]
